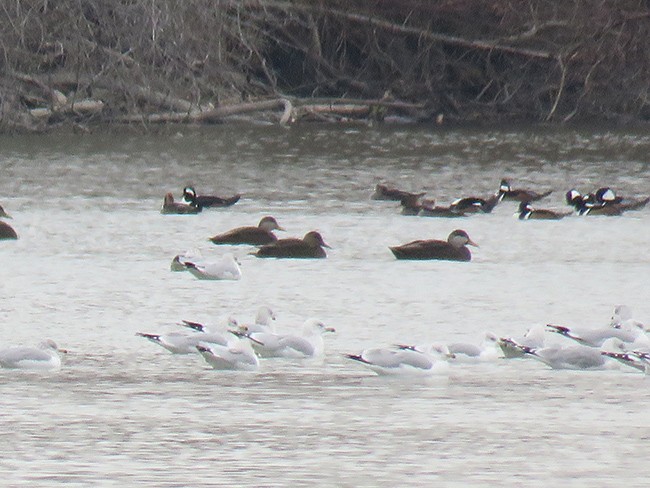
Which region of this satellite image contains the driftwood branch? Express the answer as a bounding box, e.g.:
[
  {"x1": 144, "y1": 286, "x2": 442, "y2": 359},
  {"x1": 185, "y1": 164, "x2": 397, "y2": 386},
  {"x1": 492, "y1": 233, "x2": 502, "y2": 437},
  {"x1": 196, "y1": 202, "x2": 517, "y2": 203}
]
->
[{"x1": 251, "y1": 1, "x2": 555, "y2": 60}]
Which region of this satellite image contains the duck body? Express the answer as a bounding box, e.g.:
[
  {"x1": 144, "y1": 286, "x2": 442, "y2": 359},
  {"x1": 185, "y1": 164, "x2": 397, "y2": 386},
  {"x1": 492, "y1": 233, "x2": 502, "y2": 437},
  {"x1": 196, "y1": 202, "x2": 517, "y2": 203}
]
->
[
  {"x1": 254, "y1": 231, "x2": 330, "y2": 259},
  {"x1": 419, "y1": 205, "x2": 467, "y2": 218},
  {"x1": 399, "y1": 194, "x2": 436, "y2": 216},
  {"x1": 450, "y1": 192, "x2": 502, "y2": 214},
  {"x1": 209, "y1": 217, "x2": 284, "y2": 246},
  {"x1": 500, "y1": 179, "x2": 552, "y2": 202},
  {"x1": 0, "y1": 204, "x2": 18, "y2": 239},
  {"x1": 390, "y1": 229, "x2": 477, "y2": 261},
  {"x1": 372, "y1": 183, "x2": 424, "y2": 202},
  {"x1": 161, "y1": 192, "x2": 201, "y2": 214},
  {"x1": 182, "y1": 186, "x2": 240, "y2": 208},
  {"x1": 0, "y1": 220, "x2": 18, "y2": 240},
  {"x1": 517, "y1": 202, "x2": 570, "y2": 220}
]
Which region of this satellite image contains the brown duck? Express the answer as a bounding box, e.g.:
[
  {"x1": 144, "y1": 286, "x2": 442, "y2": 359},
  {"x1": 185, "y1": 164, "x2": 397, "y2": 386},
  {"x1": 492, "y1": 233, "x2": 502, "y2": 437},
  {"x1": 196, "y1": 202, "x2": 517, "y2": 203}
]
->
[
  {"x1": 372, "y1": 183, "x2": 425, "y2": 202},
  {"x1": 0, "y1": 204, "x2": 17, "y2": 240},
  {"x1": 209, "y1": 216, "x2": 285, "y2": 246},
  {"x1": 161, "y1": 192, "x2": 201, "y2": 215},
  {"x1": 390, "y1": 229, "x2": 478, "y2": 261},
  {"x1": 254, "y1": 231, "x2": 331, "y2": 259}
]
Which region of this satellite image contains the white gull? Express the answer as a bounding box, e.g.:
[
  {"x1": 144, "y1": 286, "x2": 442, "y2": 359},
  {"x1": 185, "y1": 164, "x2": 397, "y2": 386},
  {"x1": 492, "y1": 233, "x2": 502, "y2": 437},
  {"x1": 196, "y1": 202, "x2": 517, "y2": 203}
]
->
[{"x1": 0, "y1": 339, "x2": 67, "y2": 370}]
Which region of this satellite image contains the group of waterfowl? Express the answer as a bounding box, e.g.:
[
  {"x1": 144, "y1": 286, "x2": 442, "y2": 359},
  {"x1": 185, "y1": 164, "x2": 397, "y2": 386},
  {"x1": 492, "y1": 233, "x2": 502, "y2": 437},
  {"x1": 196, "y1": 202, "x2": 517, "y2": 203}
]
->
[
  {"x1": 2, "y1": 300, "x2": 648, "y2": 375},
  {"x1": 135, "y1": 306, "x2": 335, "y2": 371},
  {"x1": 164, "y1": 177, "x2": 649, "y2": 270},
  {"x1": 375, "y1": 178, "x2": 649, "y2": 221},
  {"x1": 344, "y1": 304, "x2": 650, "y2": 375}
]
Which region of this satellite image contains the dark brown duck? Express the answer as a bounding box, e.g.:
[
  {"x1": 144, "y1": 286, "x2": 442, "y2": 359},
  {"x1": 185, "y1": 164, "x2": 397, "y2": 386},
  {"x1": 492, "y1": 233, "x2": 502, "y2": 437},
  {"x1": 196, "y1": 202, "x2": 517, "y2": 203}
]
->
[
  {"x1": 389, "y1": 229, "x2": 478, "y2": 261},
  {"x1": 372, "y1": 183, "x2": 425, "y2": 202},
  {"x1": 254, "y1": 231, "x2": 331, "y2": 259},
  {"x1": 0, "y1": 204, "x2": 17, "y2": 240},
  {"x1": 209, "y1": 216, "x2": 285, "y2": 245}
]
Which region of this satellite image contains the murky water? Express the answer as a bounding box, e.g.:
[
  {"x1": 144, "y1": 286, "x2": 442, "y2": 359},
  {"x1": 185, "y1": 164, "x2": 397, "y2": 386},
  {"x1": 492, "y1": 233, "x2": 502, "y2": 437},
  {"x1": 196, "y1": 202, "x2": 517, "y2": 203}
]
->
[{"x1": 1, "y1": 124, "x2": 649, "y2": 486}]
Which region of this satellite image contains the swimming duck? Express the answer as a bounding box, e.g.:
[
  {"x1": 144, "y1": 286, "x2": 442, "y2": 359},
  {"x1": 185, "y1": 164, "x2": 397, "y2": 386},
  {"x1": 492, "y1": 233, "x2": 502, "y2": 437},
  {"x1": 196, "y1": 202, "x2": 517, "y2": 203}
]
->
[
  {"x1": 565, "y1": 190, "x2": 622, "y2": 216},
  {"x1": 371, "y1": 183, "x2": 425, "y2": 202},
  {"x1": 499, "y1": 179, "x2": 552, "y2": 202},
  {"x1": 449, "y1": 191, "x2": 503, "y2": 214},
  {"x1": 0, "y1": 221, "x2": 17, "y2": 239},
  {"x1": 419, "y1": 204, "x2": 468, "y2": 218},
  {"x1": 0, "y1": 205, "x2": 17, "y2": 239},
  {"x1": 566, "y1": 188, "x2": 647, "y2": 216},
  {"x1": 209, "y1": 216, "x2": 285, "y2": 245},
  {"x1": 253, "y1": 231, "x2": 331, "y2": 259},
  {"x1": 182, "y1": 186, "x2": 240, "y2": 208},
  {"x1": 594, "y1": 187, "x2": 649, "y2": 211},
  {"x1": 389, "y1": 229, "x2": 478, "y2": 261},
  {"x1": 161, "y1": 192, "x2": 201, "y2": 214},
  {"x1": 517, "y1": 201, "x2": 571, "y2": 220},
  {"x1": 399, "y1": 193, "x2": 437, "y2": 216}
]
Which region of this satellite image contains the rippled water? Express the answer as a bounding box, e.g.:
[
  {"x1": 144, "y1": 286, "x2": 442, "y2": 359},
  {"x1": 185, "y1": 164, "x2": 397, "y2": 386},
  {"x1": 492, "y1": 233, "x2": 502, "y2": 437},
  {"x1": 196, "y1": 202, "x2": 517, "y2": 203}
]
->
[{"x1": 1, "y1": 124, "x2": 650, "y2": 486}]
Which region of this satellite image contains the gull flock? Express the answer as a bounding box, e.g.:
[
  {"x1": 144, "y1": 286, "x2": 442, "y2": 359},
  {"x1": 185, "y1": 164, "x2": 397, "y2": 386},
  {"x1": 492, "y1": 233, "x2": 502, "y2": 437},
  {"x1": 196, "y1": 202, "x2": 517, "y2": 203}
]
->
[{"x1": 3, "y1": 304, "x2": 647, "y2": 378}]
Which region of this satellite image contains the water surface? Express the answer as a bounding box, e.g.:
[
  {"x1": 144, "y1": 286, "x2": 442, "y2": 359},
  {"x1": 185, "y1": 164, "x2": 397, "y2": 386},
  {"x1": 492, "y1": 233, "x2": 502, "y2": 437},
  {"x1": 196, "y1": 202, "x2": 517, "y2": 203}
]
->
[{"x1": 1, "y1": 124, "x2": 649, "y2": 486}]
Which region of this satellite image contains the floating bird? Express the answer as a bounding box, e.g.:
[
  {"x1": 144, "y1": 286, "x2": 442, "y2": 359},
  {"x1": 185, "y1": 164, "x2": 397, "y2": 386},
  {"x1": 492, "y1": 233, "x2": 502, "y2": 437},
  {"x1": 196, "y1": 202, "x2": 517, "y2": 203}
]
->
[
  {"x1": 242, "y1": 319, "x2": 335, "y2": 359},
  {"x1": 0, "y1": 340, "x2": 67, "y2": 370},
  {"x1": 419, "y1": 205, "x2": 468, "y2": 218},
  {"x1": 209, "y1": 216, "x2": 285, "y2": 246},
  {"x1": 594, "y1": 187, "x2": 649, "y2": 210},
  {"x1": 564, "y1": 189, "x2": 645, "y2": 216},
  {"x1": 0, "y1": 204, "x2": 17, "y2": 240},
  {"x1": 517, "y1": 201, "x2": 571, "y2": 220},
  {"x1": 546, "y1": 323, "x2": 641, "y2": 348},
  {"x1": 170, "y1": 249, "x2": 204, "y2": 271},
  {"x1": 499, "y1": 179, "x2": 552, "y2": 202},
  {"x1": 196, "y1": 336, "x2": 260, "y2": 371},
  {"x1": 446, "y1": 332, "x2": 501, "y2": 362},
  {"x1": 449, "y1": 191, "x2": 503, "y2": 214},
  {"x1": 181, "y1": 186, "x2": 240, "y2": 208},
  {"x1": 161, "y1": 192, "x2": 201, "y2": 215},
  {"x1": 398, "y1": 193, "x2": 437, "y2": 216},
  {"x1": 497, "y1": 325, "x2": 546, "y2": 359},
  {"x1": 241, "y1": 306, "x2": 277, "y2": 334},
  {"x1": 371, "y1": 183, "x2": 425, "y2": 202},
  {"x1": 182, "y1": 253, "x2": 242, "y2": 280},
  {"x1": 135, "y1": 331, "x2": 216, "y2": 354},
  {"x1": 344, "y1": 343, "x2": 452, "y2": 376},
  {"x1": 253, "y1": 231, "x2": 331, "y2": 259},
  {"x1": 518, "y1": 344, "x2": 615, "y2": 370},
  {"x1": 136, "y1": 316, "x2": 236, "y2": 354},
  {"x1": 389, "y1": 229, "x2": 478, "y2": 261}
]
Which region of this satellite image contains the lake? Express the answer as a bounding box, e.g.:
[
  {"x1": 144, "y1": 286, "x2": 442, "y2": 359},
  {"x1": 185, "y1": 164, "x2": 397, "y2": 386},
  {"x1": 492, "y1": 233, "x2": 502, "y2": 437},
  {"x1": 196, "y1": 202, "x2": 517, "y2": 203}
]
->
[{"x1": 1, "y1": 124, "x2": 649, "y2": 486}]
